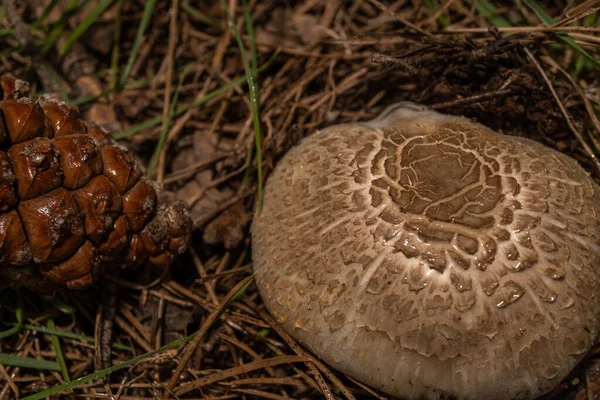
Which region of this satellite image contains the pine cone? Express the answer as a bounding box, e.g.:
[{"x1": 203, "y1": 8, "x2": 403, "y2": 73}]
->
[{"x1": 0, "y1": 76, "x2": 192, "y2": 292}]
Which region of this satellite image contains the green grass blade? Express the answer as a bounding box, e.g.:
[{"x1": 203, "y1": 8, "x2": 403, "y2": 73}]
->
[
  {"x1": 41, "y1": 0, "x2": 82, "y2": 55},
  {"x1": 467, "y1": 0, "x2": 512, "y2": 27},
  {"x1": 243, "y1": 0, "x2": 258, "y2": 86},
  {"x1": 21, "y1": 334, "x2": 195, "y2": 400},
  {"x1": 181, "y1": 2, "x2": 222, "y2": 29},
  {"x1": 110, "y1": 0, "x2": 124, "y2": 90},
  {"x1": 46, "y1": 318, "x2": 70, "y2": 382},
  {"x1": 423, "y1": 0, "x2": 449, "y2": 28},
  {"x1": 71, "y1": 87, "x2": 114, "y2": 106},
  {"x1": 0, "y1": 289, "x2": 23, "y2": 340},
  {"x1": 574, "y1": 12, "x2": 599, "y2": 77},
  {"x1": 0, "y1": 6, "x2": 15, "y2": 37},
  {"x1": 31, "y1": 0, "x2": 60, "y2": 30},
  {"x1": 61, "y1": 0, "x2": 115, "y2": 55},
  {"x1": 0, "y1": 353, "x2": 61, "y2": 371},
  {"x1": 147, "y1": 68, "x2": 188, "y2": 176},
  {"x1": 19, "y1": 324, "x2": 131, "y2": 351},
  {"x1": 219, "y1": 0, "x2": 264, "y2": 211},
  {"x1": 49, "y1": 295, "x2": 76, "y2": 314},
  {"x1": 112, "y1": 50, "x2": 278, "y2": 140},
  {"x1": 118, "y1": 0, "x2": 157, "y2": 89},
  {"x1": 521, "y1": 0, "x2": 557, "y2": 25},
  {"x1": 522, "y1": 0, "x2": 600, "y2": 68},
  {"x1": 23, "y1": 277, "x2": 254, "y2": 400},
  {"x1": 218, "y1": 275, "x2": 255, "y2": 319}
]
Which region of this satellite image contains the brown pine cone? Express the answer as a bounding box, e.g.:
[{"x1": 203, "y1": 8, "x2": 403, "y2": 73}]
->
[{"x1": 0, "y1": 76, "x2": 192, "y2": 292}]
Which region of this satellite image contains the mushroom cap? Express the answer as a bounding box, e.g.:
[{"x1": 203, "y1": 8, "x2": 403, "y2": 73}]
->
[{"x1": 251, "y1": 103, "x2": 600, "y2": 400}]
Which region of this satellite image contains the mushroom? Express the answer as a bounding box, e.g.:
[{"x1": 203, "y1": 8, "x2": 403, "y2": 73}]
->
[{"x1": 251, "y1": 102, "x2": 600, "y2": 400}]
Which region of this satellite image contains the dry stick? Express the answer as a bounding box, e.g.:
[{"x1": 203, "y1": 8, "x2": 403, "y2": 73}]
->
[
  {"x1": 162, "y1": 280, "x2": 213, "y2": 311},
  {"x1": 232, "y1": 388, "x2": 293, "y2": 400},
  {"x1": 1, "y1": 0, "x2": 61, "y2": 93},
  {"x1": 216, "y1": 332, "x2": 286, "y2": 394},
  {"x1": 307, "y1": 67, "x2": 369, "y2": 113},
  {"x1": 95, "y1": 282, "x2": 117, "y2": 373},
  {"x1": 567, "y1": 32, "x2": 600, "y2": 45},
  {"x1": 1, "y1": 334, "x2": 36, "y2": 400},
  {"x1": 0, "y1": 365, "x2": 18, "y2": 399},
  {"x1": 566, "y1": 0, "x2": 600, "y2": 16},
  {"x1": 585, "y1": 364, "x2": 596, "y2": 400},
  {"x1": 257, "y1": 308, "x2": 357, "y2": 400},
  {"x1": 541, "y1": 55, "x2": 600, "y2": 156},
  {"x1": 430, "y1": 89, "x2": 514, "y2": 110},
  {"x1": 346, "y1": 376, "x2": 388, "y2": 400},
  {"x1": 119, "y1": 305, "x2": 153, "y2": 343},
  {"x1": 524, "y1": 48, "x2": 600, "y2": 175},
  {"x1": 113, "y1": 370, "x2": 149, "y2": 399},
  {"x1": 366, "y1": 0, "x2": 436, "y2": 40},
  {"x1": 74, "y1": 394, "x2": 157, "y2": 400},
  {"x1": 443, "y1": 25, "x2": 600, "y2": 33},
  {"x1": 220, "y1": 377, "x2": 306, "y2": 386},
  {"x1": 187, "y1": 160, "x2": 250, "y2": 209},
  {"x1": 195, "y1": 266, "x2": 253, "y2": 282},
  {"x1": 190, "y1": 247, "x2": 220, "y2": 306},
  {"x1": 173, "y1": 355, "x2": 311, "y2": 396},
  {"x1": 162, "y1": 274, "x2": 255, "y2": 398},
  {"x1": 193, "y1": 190, "x2": 254, "y2": 229},
  {"x1": 157, "y1": 0, "x2": 180, "y2": 183},
  {"x1": 154, "y1": 296, "x2": 165, "y2": 349},
  {"x1": 552, "y1": 5, "x2": 600, "y2": 28},
  {"x1": 261, "y1": 340, "x2": 325, "y2": 394},
  {"x1": 371, "y1": 53, "x2": 418, "y2": 75},
  {"x1": 155, "y1": 111, "x2": 194, "y2": 180},
  {"x1": 114, "y1": 316, "x2": 153, "y2": 353},
  {"x1": 148, "y1": 289, "x2": 194, "y2": 308},
  {"x1": 419, "y1": 0, "x2": 460, "y2": 28},
  {"x1": 106, "y1": 267, "x2": 168, "y2": 291}
]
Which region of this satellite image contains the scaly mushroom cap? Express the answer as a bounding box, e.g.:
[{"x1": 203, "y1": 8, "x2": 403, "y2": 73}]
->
[
  {"x1": 0, "y1": 76, "x2": 192, "y2": 292},
  {"x1": 251, "y1": 103, "x2": 600, "y2": 400}
]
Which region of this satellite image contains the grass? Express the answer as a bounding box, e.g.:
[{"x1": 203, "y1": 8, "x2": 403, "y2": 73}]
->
[
  {"x1": 110, "y1": 0, "x2": 124, "y2": 90},
  {"x1": 30, "y1": 0, "x2": 60, "y2": 30},
  {"x1": 60, "y1": 0, "x2": 115, "y2": 55},
  {"x1": 22, "y1": 275, "x2": 254, "y2": 400},
  {"x1": 423, "y1": 0, "x2": 449, "y2": 28},
  {"x1": 40, "y1": 0, "x2": 84, "y2": 55},
  {"x1": 0, "y1": 292, "x2": 72, "y2": 374},
  {"x1": 112, "y1": 50, "x2": 278, "y2": 140},
  {"x1": 147, "y1": 66, "x2": 188, "y2": 177},
  {"x1": 22, "y1": 331, "x2": 198, "y2": 400},
  {"x1": 11, "y1": 324, "x2": 131, "y2": 351},
  {"x1": 118, "y1": 0, "x2": 157, "y2": 90},
  {"x1": 46, "y1": 317, "x2": 71, "y2": 383},
  {"x1": 219, "y1": 0, "x2": 264, "y2": 211},
  {"x1": 522, "y1": 0, "x2": 600, "y2": 68},
  {"x1": 0, "y1": 290, "x2": 23, "y2": 340},
  {"x1": 0, "y1": 353, "x2": 61, "y2": 372},
  {"x1": 1, "y1": 1, "x2": 599, "y2": 398}
]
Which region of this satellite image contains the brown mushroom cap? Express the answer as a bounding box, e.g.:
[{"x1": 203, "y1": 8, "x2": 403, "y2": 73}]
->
[{"x1": 251, "y1": 103, "x2": 600, "y2": 400}]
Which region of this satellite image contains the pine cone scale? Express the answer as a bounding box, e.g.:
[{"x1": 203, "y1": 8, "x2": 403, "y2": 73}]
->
[{"x1": 0, "y1": 76, "x2": 192, "y2": 291}]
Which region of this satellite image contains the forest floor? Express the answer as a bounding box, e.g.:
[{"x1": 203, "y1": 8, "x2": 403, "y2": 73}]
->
[{"x1": 1, "y1": 0, "x2": 600, "y2": 399}]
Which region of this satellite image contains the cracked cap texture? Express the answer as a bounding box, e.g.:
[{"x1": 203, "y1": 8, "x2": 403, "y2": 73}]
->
[{"x1": 251, "y1": 103, "x2": 600, "y2": 400}]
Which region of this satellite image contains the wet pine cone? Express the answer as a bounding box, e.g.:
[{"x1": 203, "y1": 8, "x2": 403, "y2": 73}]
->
[{"x1": 0, "y1": 76, "x2": 192, "y2": 292}]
